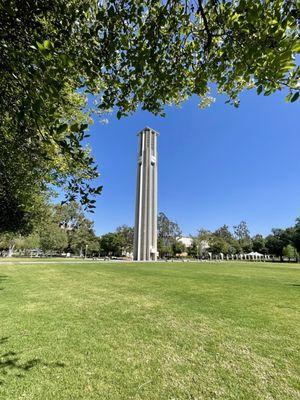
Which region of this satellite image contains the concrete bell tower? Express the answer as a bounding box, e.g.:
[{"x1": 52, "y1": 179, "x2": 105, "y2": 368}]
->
[{"x1": 133, "y1": 127, "x2": 159, "y2": 261}]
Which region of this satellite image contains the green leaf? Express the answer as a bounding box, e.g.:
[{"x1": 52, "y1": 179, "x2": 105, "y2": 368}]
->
[
  {"x1": 264, "y1": 90, "x2": 272, "y2": 96},
  {"x1": 57, "y1": 124, "x2": 68, "y2": 134},
  {"x1": 68, "y1": 58, "x2": 74, "y2": 67},
  {"x1": 43, "y1": 40, "x2": 53, "y2": 50},
  {"x1": 59, "y1": 53, "x2": 73, "y2": 67},
  {"x1": 59, "y1": 54, "x2": 68, "y2": 66},
  {"x1": 292, "y1": 41, "x2": 300, "y2": 53},
  {"x1": 36, "y1": 41, "x2": 44, "y2": 51},
  {"x1": 70, "y1": 123, "x2": 79, "y2": 132},
  {"x1": 285, "y1": 93, "x2": 293, "y2": 102},
  {"x1": 257, "y1": 85, "x2": 263, "y2": 95},
  {"x1": 80, "y1": 123, "x2": 89, "y2": 131},
  {"x1": 281, "y1": 62, "x2": 296, "y2": 71},
  {"x1": 291, "y1": 92, "x2": 299, "y2": 103}
]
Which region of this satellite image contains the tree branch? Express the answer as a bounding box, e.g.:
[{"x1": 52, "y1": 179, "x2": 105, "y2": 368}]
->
[{"x1": 197, "y1": 1, "x2": 212, "y2": 51}]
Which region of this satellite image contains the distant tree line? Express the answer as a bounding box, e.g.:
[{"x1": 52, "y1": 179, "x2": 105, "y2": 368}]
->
[
  {"x1": 158, "y1": 214, "x2": 300, "y2": 260},
  {"x1": 0, "y1": 202, "x2": 133, "y2": 258},
  {"x1": 189, "y1": 220, "x2": 300, "y2": 261},
  {"x1": 0, "y1": 204, "x2": 299, "y2": 260}
]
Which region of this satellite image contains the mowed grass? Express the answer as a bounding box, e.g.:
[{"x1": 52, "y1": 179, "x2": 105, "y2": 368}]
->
[{"x1": 0, "y1": 261, "x2": 299, "y2": 400}]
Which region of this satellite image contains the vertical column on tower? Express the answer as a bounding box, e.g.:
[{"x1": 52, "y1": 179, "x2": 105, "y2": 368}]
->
[{"x1": 133, "y1": 127, "x2": 159, "y2": 261}]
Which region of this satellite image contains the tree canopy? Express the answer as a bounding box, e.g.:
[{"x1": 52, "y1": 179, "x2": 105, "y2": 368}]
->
[
  {"x1": 282, "y1": 244, "x2": 298, "y2": 259},
  {"x1": 1, "y1": 0, "x2": 299, "y2": 232},
  {"x1": 190, "y1": 218, "x2": 300, "y2": 258},
  {"x1": 157, "y1": 212, "x2": 182, "y2": 257}
]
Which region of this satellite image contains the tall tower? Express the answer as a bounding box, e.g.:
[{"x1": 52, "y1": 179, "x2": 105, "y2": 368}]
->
[{"x1": 133, "y1": 127, "x2": 159, "y2": 261}]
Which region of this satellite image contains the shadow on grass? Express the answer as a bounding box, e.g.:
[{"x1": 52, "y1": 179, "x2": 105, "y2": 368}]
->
[
  {"x1": 0, "y1": 275, "x2": 8, "y2": 291},
  {"x1": 0, "y1": 337, "x2": 65, "y2": 386}
]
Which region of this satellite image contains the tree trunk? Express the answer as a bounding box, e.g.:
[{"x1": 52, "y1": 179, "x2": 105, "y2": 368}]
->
[{"x1": 7, "y1": 244, "x2": 15, "y2": 257}]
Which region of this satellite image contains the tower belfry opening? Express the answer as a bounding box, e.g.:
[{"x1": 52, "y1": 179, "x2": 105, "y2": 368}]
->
[{"x1": 133, "y1": 127, "x2": 159, "y2": 261}]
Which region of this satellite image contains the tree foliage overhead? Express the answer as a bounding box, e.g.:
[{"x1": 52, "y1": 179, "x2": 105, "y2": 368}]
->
[
  {"x1": 0, "y1": 0, "x2": 299, "y2": 232},
  {"x1": 95, "y1": 0, "x2": 300, "y2": 113},
  {"x1": 0, "y1": 0, "x2": 101, "y2": 233}
]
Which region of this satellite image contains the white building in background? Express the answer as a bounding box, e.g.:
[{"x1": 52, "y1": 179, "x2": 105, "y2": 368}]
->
[
  {"x1": 178, "y1": 237, "x2": 193, "y2": 248},
  {"x1": 178, "y1": 236, "x2": 210, "y2": 252}
]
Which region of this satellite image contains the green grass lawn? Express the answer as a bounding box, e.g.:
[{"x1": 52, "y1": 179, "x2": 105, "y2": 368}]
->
[{"x1": 0, "y1": 261, "x2": 299, "y2": 400}]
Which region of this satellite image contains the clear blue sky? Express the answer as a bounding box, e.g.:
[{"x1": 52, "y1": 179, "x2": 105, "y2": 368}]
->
[{"x1": 87, "y1": 90, "x2": 299, "y2": 237}]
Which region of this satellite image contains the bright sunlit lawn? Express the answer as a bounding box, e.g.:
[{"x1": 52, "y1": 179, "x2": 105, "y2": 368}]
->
[{"x1": 0, "y1": 260, "x2": 299, "y2": 399}]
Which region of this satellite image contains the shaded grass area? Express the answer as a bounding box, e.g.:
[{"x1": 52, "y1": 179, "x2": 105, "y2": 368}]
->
[{"x1": 0, "y1": 261, "x2": 299, "y2": 399}]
